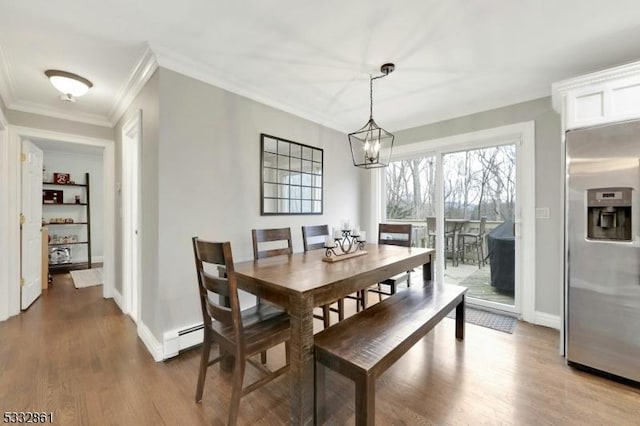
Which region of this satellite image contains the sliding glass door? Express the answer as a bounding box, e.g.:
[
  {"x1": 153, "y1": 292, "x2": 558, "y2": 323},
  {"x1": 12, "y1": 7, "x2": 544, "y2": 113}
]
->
[
  {"x1": 383, "y1": 135, "x2": 524, "y2": 315},
  {"x1": 442, "y1": 144, "x2": 516, "y2": 310}
]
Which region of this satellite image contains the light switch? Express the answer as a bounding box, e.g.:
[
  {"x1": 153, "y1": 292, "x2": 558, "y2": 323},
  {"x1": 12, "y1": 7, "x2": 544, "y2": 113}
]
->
[{"x1": 536, "y1": 207, "x2": 550, "y2": 219}]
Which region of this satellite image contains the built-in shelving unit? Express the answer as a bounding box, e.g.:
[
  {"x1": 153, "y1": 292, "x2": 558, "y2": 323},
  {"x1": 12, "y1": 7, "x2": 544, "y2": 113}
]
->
[{"x1": 43, "y1": 172, "x2": 91, "y2": 270}]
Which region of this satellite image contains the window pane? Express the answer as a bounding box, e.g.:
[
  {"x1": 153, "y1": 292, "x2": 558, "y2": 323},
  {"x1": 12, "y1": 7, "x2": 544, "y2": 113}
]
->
[
  {"x1": 302, "y1": 187, "x2": 311, "y2": 200},
  {"x1": 264, "y1": 183, "x2": 277, "y2": 198},
  {"x1": 264, "y1": 137, "x2": 277, "y2": 153},
  {"x1": 278, "y1": 155, "x2": 289, "y2": 170},
  {"x1": 278, "y1": 140, "x2": 290, "y2": 156},
  {"x1": 301, "y1": 173, "x2": 312, "y2": 187},
  {"x1": 291, "y1": 157, "x2": 302, "y2": 172},
  {"x1": 263, "y1": 167, "x2": 277, "y2": 183},
  {"x1": 385, "y1": 156, "x2": 436, "y2": 220}
]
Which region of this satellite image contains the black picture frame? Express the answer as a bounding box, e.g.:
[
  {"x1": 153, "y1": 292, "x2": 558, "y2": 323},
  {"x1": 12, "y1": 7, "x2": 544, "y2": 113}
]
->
[{"x1": 260, "y1": 133, "x2": 323, "y2": 215}]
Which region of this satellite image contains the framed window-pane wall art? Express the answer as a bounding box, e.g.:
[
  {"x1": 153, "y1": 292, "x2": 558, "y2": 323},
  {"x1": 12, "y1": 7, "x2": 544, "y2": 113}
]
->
[{"x1": 261, "y1": 134, "x2": 323, "y2": 215}]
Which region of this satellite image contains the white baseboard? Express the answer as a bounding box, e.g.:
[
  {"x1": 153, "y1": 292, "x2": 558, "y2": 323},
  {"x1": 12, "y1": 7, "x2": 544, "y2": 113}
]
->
[
  {"x1": 534, "y1": 311, "x2": 561, "y2": 330},
  {"x1": 112, "y1": 287, "x2": 124, "y2": 312},
  {"x1": 138, "y1": 321, "x2": 163, "y2": 362},
  {"x1": 163, "y1": 322, "x2": 204, "y2": 359}
]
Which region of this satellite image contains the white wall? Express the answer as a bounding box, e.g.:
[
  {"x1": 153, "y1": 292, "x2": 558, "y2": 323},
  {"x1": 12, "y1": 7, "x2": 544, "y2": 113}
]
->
[
  {"x1": 38, "y1": 149, "x2": 104, "y2": 262},
  {"x1": 154, "y1": 68, "x2": 360, "y2": 338},
  {"x1": 368, "y1": 97, "x2": 562, "y2": 317}
]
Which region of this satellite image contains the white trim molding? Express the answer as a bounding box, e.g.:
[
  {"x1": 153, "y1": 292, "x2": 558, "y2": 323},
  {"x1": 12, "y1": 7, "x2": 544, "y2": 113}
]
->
[
  {"x1": 0, "y1": 43, "x2": 17, "y2": 107},
  {"x1": 150, "y1": 43, "x2": 345, "y2": 133},
  {"x1": 0, "y1": 113, "x2": 9, "y2": 321},
  {"x1": 0, "y1": 42, "x2": 157, "y2": 128},
  {"x1": 382, "y1": 121, "x2": 536, "y2": 323},
  {"x1": 0, "y1": 125, "x2": 115, "y2": 322},
  {"x1": 137, "y1": 321, "x2": 164, "y2": 362},
  {"x1": 109, "y1": 46, "x2": 158, "y2": 125},
  {"x1": 552, "y1": 60, "x2": 640, "y2": 130},
  {"x1": 8, "y1": 100, "x2": 113, "y2": 128},
  {"x1": 534, "y1": 311, "x2": 561, "y2": 330}
]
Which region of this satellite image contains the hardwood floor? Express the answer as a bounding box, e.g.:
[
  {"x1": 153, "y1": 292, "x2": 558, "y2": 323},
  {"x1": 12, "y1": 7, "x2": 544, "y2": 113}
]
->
[{"x1": 1, "y1": 273, "x2": 639, "y2": 425}]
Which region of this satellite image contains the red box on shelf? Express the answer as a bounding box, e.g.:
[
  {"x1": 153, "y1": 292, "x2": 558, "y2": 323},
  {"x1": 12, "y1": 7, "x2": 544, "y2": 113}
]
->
[{"x1": 53, "y1": 173, "x2": 70, "y2": 184}]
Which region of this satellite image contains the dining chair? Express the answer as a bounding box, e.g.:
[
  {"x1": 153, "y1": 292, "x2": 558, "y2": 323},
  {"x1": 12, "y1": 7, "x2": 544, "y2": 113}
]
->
[
  {"x1": 251, "y1": 227, "x2": 292, "y2": 361},
  {"x1": 426, "y1": 216, "x2": 436, "y2": 248},
  {"x1": 444, "y1": 220, "x2": 465, "y2": 267},
  {"x1": 252, "y1": 227, "x2": 293, "y2": 259},
  {"x1": 192, "y1": 237, "x2": 290, "y2": 426},
  {"x1": 301, "y1": 225, "x2": 352, "y2": 325},
  {"x1": 368, "y1": 223, "x2": 413, "y2": 301},
  {"x1": 459, "y1": 217, "x2": 487, "y2": 268}
]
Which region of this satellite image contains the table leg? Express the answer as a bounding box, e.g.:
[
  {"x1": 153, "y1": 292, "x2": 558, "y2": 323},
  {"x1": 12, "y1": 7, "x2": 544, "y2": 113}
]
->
[
  {"x1": 456, "y1": 295, "x2": 465, "y2": 340},
  {"x1": 289, "y1": 295, "x2": 315, "y2": 425},
  {"x1": 423, "y1": 253, "x2": 434, "y2": 282}
]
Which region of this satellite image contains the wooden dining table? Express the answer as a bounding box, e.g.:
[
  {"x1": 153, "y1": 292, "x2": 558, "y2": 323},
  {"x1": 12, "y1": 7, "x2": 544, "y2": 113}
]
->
[{"x1": 234, "y1": 243, "x2": 435, "y2": 425}]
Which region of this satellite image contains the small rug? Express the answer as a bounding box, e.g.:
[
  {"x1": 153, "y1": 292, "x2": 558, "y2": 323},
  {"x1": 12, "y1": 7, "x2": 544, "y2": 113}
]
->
[
  {"x1": 70, "y1": 268, "x2": 103, "y2": 289},
  {"x1": 446, "y1": 306, "x2": 517, "y2": 334}
]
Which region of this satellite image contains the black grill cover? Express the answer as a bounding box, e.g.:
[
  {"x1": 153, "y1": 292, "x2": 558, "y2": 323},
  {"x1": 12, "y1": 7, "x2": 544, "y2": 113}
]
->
[{"x1": 487, "y1": 219, "x2": 515, "y2": 293}]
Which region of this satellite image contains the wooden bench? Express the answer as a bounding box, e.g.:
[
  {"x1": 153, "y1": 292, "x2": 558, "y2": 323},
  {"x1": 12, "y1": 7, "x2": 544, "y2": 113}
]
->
[{"x1": 314, "y1": 282, "x2": 467, "y2": 425}]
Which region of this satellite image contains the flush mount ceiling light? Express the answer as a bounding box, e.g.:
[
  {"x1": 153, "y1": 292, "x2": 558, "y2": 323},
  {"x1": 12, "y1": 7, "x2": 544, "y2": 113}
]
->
[
  {"x1": 44, "y1": 69, "x2": 93, "y2": 102},
  {"x1": 348, "y1": 63, "x2": 395, "y2": 169}
]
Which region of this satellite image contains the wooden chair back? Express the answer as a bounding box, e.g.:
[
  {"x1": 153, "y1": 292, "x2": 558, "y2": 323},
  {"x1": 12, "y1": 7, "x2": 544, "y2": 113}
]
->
[
  {"x1": 301, "y1": 224, "x2": 329, "y2": 252},
  {"x1": 479, "y1": 217, "x2": 487, "y2": 236},
  {"x1": 192, "y1": 238, "x2": 241, "y2": 339},
  {"x1": 378, "y1": 223, "x2": 412, "y2": 247},
  {"x1": 252, "y1": 228, "x2": 293, "y2": 260}
]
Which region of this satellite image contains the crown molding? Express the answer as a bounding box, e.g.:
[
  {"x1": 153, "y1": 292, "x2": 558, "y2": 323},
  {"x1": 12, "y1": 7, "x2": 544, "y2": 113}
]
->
[
  {"x1": 0, "y1": 43, "x2": 16, "y2": 109},
  {"x1": 150, "y1": 44, "x2": 345, "y2": 133},
  {"x1": 0, "y1": 42, "x2": 158, "y2": 129},
  {"x1": 109, "y1": 45, "x2": 158, "y2": 125},
  {"x1": 9, "y1": 100, "x2": 113, "y2": 127},
  {"x1": 551, "y1": 60, "x2": 640, "y2": 112}
]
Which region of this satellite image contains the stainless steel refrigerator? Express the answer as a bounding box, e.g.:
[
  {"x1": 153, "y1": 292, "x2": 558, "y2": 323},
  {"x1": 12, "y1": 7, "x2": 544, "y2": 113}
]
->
[{"x1": 566, "y1": 119, "x2": 640, "y2": 383}]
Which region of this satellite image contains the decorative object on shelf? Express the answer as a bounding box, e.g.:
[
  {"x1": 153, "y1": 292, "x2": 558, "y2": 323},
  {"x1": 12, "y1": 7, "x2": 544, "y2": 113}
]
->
[
  {"x1": 43, "y1": 189, "x2": 63, "y2": 204},
  {"x1": 49, "y1": 246, "x2": 71, "y2": 265},
  {"x1": 348, "y1": 63, "x2": 396, "y2": 169},
  {"x1": 75, "y1": 195, "x2": 81, "y2": 204},
  {"x1": 53, "y1": 172, "x2": 70, "y2": 184},
  {"x1": 45, "y1": 69, "x2": 93, "y2": 103},
  {"x1": 261, "y1": 133, "x2": 323, "y2": 215},
  {"x1": 322, "y1": 226, "x2": 367, "y2": 263}
]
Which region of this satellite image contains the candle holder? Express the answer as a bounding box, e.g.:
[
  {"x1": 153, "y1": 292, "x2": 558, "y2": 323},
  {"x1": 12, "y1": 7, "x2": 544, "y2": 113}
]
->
[{"x1": 324, "y1": 229, "x2": 366, "y2": 259}]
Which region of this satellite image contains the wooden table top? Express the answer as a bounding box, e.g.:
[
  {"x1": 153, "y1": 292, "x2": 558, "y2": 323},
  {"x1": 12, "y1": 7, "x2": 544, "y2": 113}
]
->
[{"x1": 234, "y1": 244, "x2": 433, "y2": 297}]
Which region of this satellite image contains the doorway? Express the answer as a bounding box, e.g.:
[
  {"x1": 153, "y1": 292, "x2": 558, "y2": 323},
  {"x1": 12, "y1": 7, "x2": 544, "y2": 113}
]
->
[
  {"x1": 0, "y1": 125, "x2": 115, "y2": 321},
  {"x1": 380, "y1": 122, "x2": 535, "y2": 320},
  {"x1": 442, "y1": 144, "x2": 517, "y2": 313},
  {"x1": 121, "y1": 112, "x2": 141, "y2": 323}
]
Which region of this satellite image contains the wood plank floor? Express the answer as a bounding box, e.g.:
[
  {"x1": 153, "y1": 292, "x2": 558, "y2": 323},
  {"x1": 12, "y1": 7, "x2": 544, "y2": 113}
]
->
[{"x1": 1, "y1": 274, "x2": 639, "y2": 425}]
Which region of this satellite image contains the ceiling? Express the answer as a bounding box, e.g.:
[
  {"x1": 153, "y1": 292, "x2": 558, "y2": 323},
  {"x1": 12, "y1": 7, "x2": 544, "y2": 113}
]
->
[{"x1": 2, "y1": 1, "x2": 640, "y2": 132}]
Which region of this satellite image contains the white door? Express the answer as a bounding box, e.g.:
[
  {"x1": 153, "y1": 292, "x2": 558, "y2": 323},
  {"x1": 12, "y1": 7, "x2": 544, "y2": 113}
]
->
[{"x1": 21, "y1": 140, "x2": 43, "y2": 309}]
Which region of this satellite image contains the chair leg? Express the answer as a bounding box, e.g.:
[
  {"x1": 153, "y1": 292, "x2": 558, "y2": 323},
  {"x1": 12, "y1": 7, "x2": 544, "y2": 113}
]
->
[
  {"x1": 228, "y1": 357, "x2": 246, "y2": 426},
  {"x1": 260, "y1": 351, "x2": 267, "y2": 365},
  {"x1": 322, "y1": 305, "x2": 331, "y2": 328},
  {"x1": 358, "y1": 290, "x2": 367, "y2": 311},
  {"x1": 195, "y1": 333, "x2": 212, "y2": 402},
  {"x1": 338, "y1": 299, "x2": 345, "y2": 321},
  {"x1": 377, "y1": 283, "x2": 383, "y2": 302},
  {"x1": 285, "y1": 341, "x2": 290, "y2": 365}
]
